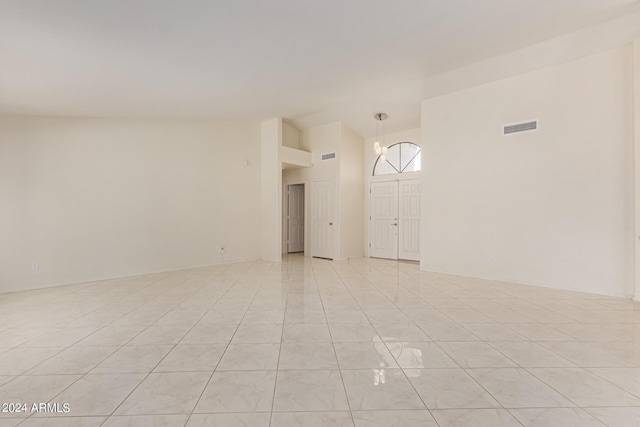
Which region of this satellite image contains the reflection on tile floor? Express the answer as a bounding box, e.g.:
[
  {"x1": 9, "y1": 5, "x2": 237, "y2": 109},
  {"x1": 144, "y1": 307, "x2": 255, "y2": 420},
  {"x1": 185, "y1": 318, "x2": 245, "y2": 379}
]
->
[{"x1": 0, "y1": 255, "x2": 639, "y2": 426}]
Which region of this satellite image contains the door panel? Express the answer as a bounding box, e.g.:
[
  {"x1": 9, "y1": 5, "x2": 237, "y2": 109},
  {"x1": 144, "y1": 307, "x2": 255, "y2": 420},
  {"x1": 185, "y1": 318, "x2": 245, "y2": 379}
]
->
[
  {"x1": 312, "y1": 180, "x2": 335, "y2": 259},
  {"x1": 370, "y1": 180, "x2": 421, "y2": 261},
  {"x1": 399, "y1": 180, "x2": 420, "y2": 261},
  {"x1": 287, "y1": 184, "x2": 304, "y2": 253},
  {"x1": 369, "y1": 182, "x2": 399, "y2": 259}
]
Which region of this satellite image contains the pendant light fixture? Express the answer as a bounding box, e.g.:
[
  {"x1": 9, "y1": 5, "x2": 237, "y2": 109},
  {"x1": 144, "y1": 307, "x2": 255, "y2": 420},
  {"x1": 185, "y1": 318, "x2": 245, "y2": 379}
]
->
[{"x1": 373, "y1": 113, "x2": 388, "y2": 162}]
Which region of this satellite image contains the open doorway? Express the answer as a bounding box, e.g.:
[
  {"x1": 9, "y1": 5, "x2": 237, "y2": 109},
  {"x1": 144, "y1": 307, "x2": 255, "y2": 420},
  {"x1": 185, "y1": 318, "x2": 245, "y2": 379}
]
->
[{"x1": 286, "y1": 183, "x2": 305, "y2": 253}]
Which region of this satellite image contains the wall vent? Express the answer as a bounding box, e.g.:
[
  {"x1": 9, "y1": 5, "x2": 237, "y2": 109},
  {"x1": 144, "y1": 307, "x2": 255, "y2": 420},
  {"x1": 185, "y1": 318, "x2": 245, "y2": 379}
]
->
[
  {"x1": 503, "y1": 120, "x2": 538, "y2": 136},
  {"x1": 321, "y1": 152, "x2": 336, "y2": 160}
]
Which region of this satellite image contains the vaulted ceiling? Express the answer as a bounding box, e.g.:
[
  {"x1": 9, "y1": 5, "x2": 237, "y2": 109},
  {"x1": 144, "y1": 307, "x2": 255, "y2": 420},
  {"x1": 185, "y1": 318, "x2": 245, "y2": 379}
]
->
[{"x1": 1, "y1": 0, "x2": 639, "y2": 135}]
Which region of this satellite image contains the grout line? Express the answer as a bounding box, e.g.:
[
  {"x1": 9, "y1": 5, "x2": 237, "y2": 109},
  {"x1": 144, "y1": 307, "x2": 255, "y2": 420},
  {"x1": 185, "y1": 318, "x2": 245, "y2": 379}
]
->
[
  {"x1": 102, "y1": 263, "x2": 242, "y2": 427},
  {"x1": 315, "y1": 258, "x2": 357, "y2": 427}
]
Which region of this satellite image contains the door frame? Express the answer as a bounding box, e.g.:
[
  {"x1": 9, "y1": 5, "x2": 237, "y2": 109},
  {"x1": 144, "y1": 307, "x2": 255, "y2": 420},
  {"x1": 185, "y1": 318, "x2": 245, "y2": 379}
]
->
[
  {"x1": 283, "y1": 181, "x2": 306, "y2": 255},
  {"x1": 285, "y1": 182, "x2": 305, "y2": 254},
  {"x1": 368, "y1": 178, "x2": 421, "y2": 261},
  {"x1": 369, "y1": 181, "x2": 399, "y2": 260},
  {"x1": 311, "y1": 179, "x2": 337, "y2": 260}
]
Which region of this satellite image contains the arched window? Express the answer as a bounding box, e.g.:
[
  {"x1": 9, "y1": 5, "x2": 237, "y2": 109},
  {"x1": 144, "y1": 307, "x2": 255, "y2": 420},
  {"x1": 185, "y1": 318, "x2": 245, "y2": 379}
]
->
[{"x1": 373, "y1": 142, "x2": 421, "y2": 176}]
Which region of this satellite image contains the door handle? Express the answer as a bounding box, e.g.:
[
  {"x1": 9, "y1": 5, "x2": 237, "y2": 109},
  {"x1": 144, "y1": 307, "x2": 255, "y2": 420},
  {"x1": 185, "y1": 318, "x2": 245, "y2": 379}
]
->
[
  {"x1": 329, "y1": 222, "x2": 333, "y2": 225},
  {"x1": 391, "y1": 223, "x2": 398, "y2": 226}
]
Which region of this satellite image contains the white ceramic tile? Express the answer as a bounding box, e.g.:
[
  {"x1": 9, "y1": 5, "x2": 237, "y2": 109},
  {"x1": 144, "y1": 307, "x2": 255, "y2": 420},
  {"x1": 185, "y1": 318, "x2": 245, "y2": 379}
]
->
[
  {"x1": 489, "y1": 341, "x2": 574, "y2": 367},
  {"x1": 18, "y1": 417, "x2": 106, "y2": 426},
  {"x1": 273, "y1": 370, "x2": 349, "y2": 411},
  {"x1": 403, "y1": 310, "x2": 451, "y2": 323},
  {"x1": 539, "y1": 341, "x2": 628, "y2": 367},
  {"x1": 0, "y1": 375, "x2": 81, "y2": 419},
  {"x1": 28, "y1": 346, "x2": 118, "y2": 375},
  {"x1": 587, "y1": 367, "x2": 640, "y2": 396},
  {"x1": 115, "y1": 372, "x2": 210, "y2": 415},
  {"x1": 329, "y1": 324, "x2": 380, "y2": 343},
  {"x1": 431, "y1": 409, "x2": 522, "y2": 427},
  {"x1": 352, "y1": 410, "x2": 438, "y2": 427},
  {"x1": 459, "y1": 323, "x2": 526, "y2": 341},
  {"x1": 271, "y1": 412, "x2": 354, "y2": 427},
  {"x1": 4, "y1": 257, "x2": 640, "y2": 425},
  {"x1": 91, "y1": 345, "x2": 173, "y2": 373},
  {"x1": 103, "y1": 415, "x2": 190, "y2": 427},
  {"x1": 187, "y1": 413, "x2": 270, "y2": 427},
  {"x1": 587, "y1": 407, "x2": 640, "y2": 427},
  {"x1": 415, "y1": 322, "x2": 479, "y2": 341},
  {"x1": 127, "y1": 325, "x2": 190, "y2": 346},
  {"x1": 528, "y1": 367, "x2": 640, "y2": 407},
  {"x1": 325, "y1": 310, "x2": 370, "y2": 324},
  {"x1": 364, "y1": 310, "x2": 412, "y2": 324},
  {"x1": 180, "y1": 324, "x2": 237, "y2": 345},
  {"x1": 467, "y1": 368, "x2": 574, "y2": 408},
  {"x1": 194, "y1": 370, "x2": 276, "y2": 413},
  {"x1": 75, "y1": 326, "x2": 146, "y2": 347},
  {"x1": 216, "y1": 343, "x2": 280, "y2": 370},
  {"x1": 373, "y1": 323, "x2": 431, "y2": 342},
  {"x1": 341, "y1": 369, "x2": 425, "y2": 410},
  {"x1": 241, "y1": 310, "x2": 285, "y2": 324},
  {"x1": 511, "y1": 408, "x2": 606, "y2": 427},
  {"x1": 282, "y1": 324, "x2": 331, "y2": 343},
  {"x1": 440, "y1": 309, "x2": 493, "y2": 323},
  {"x1": 505, "y1": 322, "x2": 574, "y2": 341},
  {"x1": 231, "y1": 324, "x2": 282, "y2": 343},
  {"x1": 0, "y1": 377, "x2": 15, "y2": 387},
  {"x1": 0, "y1": 347, "x2": 64, "y2": 375},
  {"x1": 407, "y1": 368, "x2": 500, "y2": 409},
  {"x1": 0, "y1": 328, "x2": 50, "y2": 347},
  {"x1": 23, "y1": 328, "x2": 99, "y2": 347},
  {"x1": 386, "y1": 341, "x2": 458, "y2": 369},
  {"x1": 45, "y1": 374, "x2": 145, "y2": 416},
  {"x1": 199, "y1": 310, "x2": 245, "y2": 325},
  {"x1": 278, "y1": 343, "x2": 339, "y2": 370},
  {"x1": 154, "y1": 344, "x2": 225, "y2": 372},
  {"x1": 334, "y1": 342, "x2": 398, "y2": 369},
  {"x1": 587, "y1": 341, "x2": 640, "y2": 366},
  {"x1": 439, "y1": 342, "x2": 517, "y2": 368},
  {"x1": 284, "y1": 309, "x2": 327, "y2": 324}
]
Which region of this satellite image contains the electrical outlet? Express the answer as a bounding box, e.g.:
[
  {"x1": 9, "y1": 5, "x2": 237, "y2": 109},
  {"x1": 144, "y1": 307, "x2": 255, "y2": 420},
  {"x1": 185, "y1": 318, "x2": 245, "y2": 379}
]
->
[
  {"x1": 220, "y1": 245, "x2": 225, "y2": 255},
  {"x1": 31, "y1": 262, "x2": 39, "y2": 271}
]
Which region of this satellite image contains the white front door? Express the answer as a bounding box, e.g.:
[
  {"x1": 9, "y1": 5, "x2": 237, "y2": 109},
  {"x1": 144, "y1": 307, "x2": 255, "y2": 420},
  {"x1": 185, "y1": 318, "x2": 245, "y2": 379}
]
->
[
  {"x1": 398, "y1": 180, "x2": 420, "y2": 261},
  {"x1": 370, "y1": 180, "x2": 420, "y2": 261},
  {"x1": 370, "y1": 181, "x2": 399, "y2": 259},
  {"x1": 287, "y1": 184, "x2": 305, "y2": 253},
  {"x1": 311, "y1": 180, "x2": 335, "y2": 259}
]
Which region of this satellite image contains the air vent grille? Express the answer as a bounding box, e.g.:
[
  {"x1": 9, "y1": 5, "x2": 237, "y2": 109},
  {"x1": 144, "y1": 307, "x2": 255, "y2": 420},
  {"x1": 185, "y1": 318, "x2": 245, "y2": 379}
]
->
[
  {"x1": 503, "y1": 120, "x2": 538, "y2": 135},
  {"x1": 321, "y1": 152, "x2": 336, "y2": 160}
]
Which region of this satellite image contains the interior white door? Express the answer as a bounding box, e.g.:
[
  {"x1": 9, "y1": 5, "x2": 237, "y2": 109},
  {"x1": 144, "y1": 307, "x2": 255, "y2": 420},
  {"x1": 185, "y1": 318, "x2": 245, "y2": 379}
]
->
[
  {"x1": 370, "y1": 181, "x2": 399, "y2": 259},
  {"x1": 398, "y1": 180, "x2": 420, "y2": 261},
  {"x1": 287, "y1": 184, "x2": 305, "y2": 253},
  {"x1": 311, "y1": 180, "x2": 335, "y2": 259}
]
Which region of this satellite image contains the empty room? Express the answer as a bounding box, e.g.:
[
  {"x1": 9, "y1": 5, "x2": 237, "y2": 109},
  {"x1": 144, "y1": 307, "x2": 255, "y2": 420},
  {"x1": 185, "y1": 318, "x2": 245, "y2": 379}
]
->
[{"x1": 1, "y1": 1, "x2": 640, "y2": 426}]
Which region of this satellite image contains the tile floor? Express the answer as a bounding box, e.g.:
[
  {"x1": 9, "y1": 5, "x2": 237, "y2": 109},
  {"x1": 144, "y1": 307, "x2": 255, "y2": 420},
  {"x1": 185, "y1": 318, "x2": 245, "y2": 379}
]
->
[{"x1": 0, "y1": 255, "x2": 638, "y2": 426}]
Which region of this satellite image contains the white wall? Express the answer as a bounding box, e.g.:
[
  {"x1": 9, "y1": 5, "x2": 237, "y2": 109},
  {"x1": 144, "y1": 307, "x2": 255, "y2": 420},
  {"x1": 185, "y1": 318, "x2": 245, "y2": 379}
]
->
[
  {"x1": 421, "y1": 47, "x2": 634, "y2": 297},
  {"x1": 363, "y1": 128, "x2": 421, "y2": 257},
  {"x1": 339, "y1": 123, "x2": 364, "y2": 259},
  {"x1": 260, "y1": 118, "x2": 282, "y2": 261},
  {"x1": 0, "y1": 117, "x2": 262, "y2": 293},
  {"x1": 282, "y1": 121, "x2": 300, "y2": 149},
  {"x1": 422, "y1": 10, "x2": 640, "y2": 106}
]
